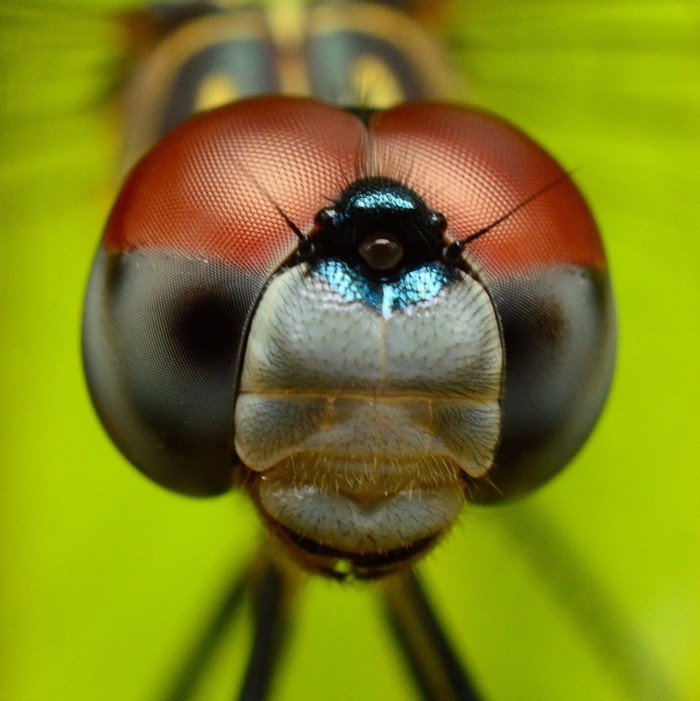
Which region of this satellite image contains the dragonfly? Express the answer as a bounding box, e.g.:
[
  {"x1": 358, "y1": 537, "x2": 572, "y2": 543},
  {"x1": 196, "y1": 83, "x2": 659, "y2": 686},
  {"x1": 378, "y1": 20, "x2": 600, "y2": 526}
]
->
[
  {"x1": 79, "y1": 2, "x2": 617, "y2": 699},
  {"x1": 0, "y1": 1, "x2": 692, "y2": 698}
]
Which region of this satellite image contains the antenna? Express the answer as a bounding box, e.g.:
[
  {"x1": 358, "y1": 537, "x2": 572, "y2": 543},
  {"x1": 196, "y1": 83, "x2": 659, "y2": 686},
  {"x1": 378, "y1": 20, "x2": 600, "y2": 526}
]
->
[
  {"x1": 269, "y1": 201, "x2": 315, "y2": 260},
  {"x1": 463, "y1": 171, "x2": 574, "y2": 246},
  {"x1": 233, "y1": 157, "x2": 315, "y2": 259}
]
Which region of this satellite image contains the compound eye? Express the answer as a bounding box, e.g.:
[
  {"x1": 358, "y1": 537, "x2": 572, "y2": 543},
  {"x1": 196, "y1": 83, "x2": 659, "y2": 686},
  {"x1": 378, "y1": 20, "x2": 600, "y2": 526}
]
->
[
  {"x1": 82, "y1": 248, "x2": 256, "y2": 496},
  {"x1": 358, "y1": 232, "x2": 404, "y2": 271}
]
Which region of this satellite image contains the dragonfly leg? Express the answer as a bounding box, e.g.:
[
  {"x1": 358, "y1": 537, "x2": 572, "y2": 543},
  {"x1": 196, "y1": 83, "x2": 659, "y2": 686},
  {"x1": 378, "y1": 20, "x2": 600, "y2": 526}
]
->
[
  {"x1": 160, "y1": 565, "x2": 249, "y2": 701},
  {"x1": 236, "y1": 557, "x2": 296, "y2": 701},
  {"x1": 380, "y1": 569, "x2": 482, "y2": 701},
  {"x1": 158, "y1": 549, "x2": 298, "y2": 701}
]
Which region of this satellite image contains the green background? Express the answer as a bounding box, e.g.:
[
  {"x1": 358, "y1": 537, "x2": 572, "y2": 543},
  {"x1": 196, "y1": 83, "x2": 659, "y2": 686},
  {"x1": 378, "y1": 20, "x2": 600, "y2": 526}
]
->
[{"x1": 1, "y1": 1, "x2": 698, "y2": 699}]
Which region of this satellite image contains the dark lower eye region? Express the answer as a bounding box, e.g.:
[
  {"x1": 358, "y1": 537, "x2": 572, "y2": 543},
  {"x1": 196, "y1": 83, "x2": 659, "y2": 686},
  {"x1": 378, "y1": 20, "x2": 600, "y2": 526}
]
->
[{"x1": 171, "y1": 291, "x2": 241, "y2": 366}]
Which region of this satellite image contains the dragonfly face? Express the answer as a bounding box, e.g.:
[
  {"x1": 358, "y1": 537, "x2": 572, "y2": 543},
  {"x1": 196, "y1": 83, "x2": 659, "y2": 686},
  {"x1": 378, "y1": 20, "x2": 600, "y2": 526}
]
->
[
  {"x1": 83, "y1": 90, "x2": 615, "y2": 577},
  {"x1": 237, "y1": 175, "x2": 503, "y2": 576},
  {"x1": 80, "y1": 0, "x2": 615, "y2": 580}
]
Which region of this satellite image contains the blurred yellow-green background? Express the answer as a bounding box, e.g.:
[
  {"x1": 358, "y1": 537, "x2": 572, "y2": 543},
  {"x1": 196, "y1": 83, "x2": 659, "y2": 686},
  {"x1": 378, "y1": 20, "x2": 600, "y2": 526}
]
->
[{"x1": 1, "y1": 1, "x2": 698, "y2": 699}]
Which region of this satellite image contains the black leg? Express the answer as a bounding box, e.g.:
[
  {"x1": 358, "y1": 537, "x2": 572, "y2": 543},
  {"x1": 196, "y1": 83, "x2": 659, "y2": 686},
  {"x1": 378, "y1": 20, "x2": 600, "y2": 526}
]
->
[
  {"x1": 159, "y1": 566, "x2": 249, "y2": 701},
  {"x1": 380, "y1": 569, "x2": 482, "y2": 701},
  {"x1": 236, "y1": 558, "x2": 296, "y2": 701}
]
